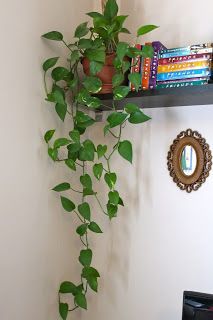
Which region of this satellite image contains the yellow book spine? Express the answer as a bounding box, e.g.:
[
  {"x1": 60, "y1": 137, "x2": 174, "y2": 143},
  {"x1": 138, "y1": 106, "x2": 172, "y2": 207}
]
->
[{"x1": 158, "y1": 60, "x2": 210, "y2": 73}]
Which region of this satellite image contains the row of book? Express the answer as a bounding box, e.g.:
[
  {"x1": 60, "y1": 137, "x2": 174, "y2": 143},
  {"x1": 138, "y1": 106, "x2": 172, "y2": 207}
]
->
[{"x1": 129, "y1": 42, "x2": 213, "y2": 90}]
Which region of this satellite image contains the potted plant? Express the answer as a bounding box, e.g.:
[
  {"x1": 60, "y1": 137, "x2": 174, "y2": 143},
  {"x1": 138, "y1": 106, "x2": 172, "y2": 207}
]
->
[{"x1": 41, "y1": 0, "x2": 158, "y2": 319}]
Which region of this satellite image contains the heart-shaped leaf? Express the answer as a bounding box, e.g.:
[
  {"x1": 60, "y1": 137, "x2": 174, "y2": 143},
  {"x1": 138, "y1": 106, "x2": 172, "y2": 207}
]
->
[
  {"x1": 60, "y1": 196, "x2": 75, "y2": 212},
  {"x1": 52, "y1": 182, "x2": 70, "y2": 192},
  {"x1": 43, "y1": 57, "x2": 59, "y2": 72},
  {"x1": 118, "y1": 140, "x2": 133, "y2": 163},
  {"x1": 79, "y1": 249, "x2": 92, "y2": 266},
  {"x1": 42, "y1": 31, "x2": 63, "y2": 41},
  {"x1": 44, "y1": 129, "x2": 55, "y2": 143},
  {"x1": 137, "y1": 24, "x2": 158, "y2": 37},
  {"x1": 78, "y1": 202, "x2": 91, "y2": 221},
  {"x1": 88, "y1": 221, "x2": 103, "y2": 233}
]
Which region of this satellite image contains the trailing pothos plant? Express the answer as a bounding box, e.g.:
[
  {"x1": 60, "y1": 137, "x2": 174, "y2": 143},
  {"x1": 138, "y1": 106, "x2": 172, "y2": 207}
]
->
[{"x1": 42, "y1": 0, "x2": 157, "y2": 319}]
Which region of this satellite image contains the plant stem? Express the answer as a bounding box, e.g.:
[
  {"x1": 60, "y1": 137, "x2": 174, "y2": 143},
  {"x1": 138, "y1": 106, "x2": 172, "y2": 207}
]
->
[
  {"x1": 95, "y1": 194, "x2": 108, "y2": 216},
  {"x1": 62, "y1": 40, "x2": 73, "y2": 51},
  {"x1": 43, "y1": 72, "x2": 48, "y2": 96},
  {"x1": 74, "y1": 211, "x2": 84, "y2": 223}
]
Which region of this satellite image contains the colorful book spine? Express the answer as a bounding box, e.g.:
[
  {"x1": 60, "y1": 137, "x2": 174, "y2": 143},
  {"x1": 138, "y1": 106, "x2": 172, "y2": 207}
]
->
[
  {"x1": 158, "y1": 77, "x2": 209, "y2": 84},
  {"x1": 149, "y1": 41, "x2": 167, "y2": 89},
  {"x1": 157, "y1": 68, "x2": 211, "y2": 81},
  {"x1": 130, "y1": 44, "x2": 141, "y2": 91},
  {"x1": 142, "y1": 42, "x2": 152, "y2": 90},
  {"x1": 158, "y1": 53, "x2": 212, "y2": 65},
  {"x1": 156, "y1": 79, "x2": 208, "y2": 89},
  {"x1": 159, "y1": 47, "x2": 213, "y2": 59},
  {"x1": 158, "y1": 60, "x2": 210, "y2": 73}
]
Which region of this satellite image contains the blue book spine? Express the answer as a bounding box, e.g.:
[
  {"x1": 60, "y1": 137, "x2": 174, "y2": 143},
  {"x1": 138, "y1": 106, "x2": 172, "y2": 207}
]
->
[
  {"x1": 157, "y1": 68, "x2": 211, "y2": 81},
  {"x1": 159, "y1": 47, "x2": 213, "y2": 59}
]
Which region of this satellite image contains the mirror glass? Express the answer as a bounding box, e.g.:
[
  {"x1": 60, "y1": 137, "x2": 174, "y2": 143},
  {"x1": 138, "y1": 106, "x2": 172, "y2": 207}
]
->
[{"x1": 181, "y1": 145, "x2": 197, "y2": 176}]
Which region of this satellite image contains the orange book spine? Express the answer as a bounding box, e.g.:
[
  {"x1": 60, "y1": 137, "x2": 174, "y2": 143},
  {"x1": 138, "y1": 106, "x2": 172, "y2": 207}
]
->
[
  {"x1": 142, "y1": 42, "x2": 152, "y2": 90},
  {"x1": 158, "y1": 59, "x2": 210, "y2": 73}
]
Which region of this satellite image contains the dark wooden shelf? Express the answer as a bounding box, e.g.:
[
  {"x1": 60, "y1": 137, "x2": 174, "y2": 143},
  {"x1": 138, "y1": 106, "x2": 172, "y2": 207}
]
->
[{"x1": 97, "y1": 82, "x2": 213, "y2": 111}]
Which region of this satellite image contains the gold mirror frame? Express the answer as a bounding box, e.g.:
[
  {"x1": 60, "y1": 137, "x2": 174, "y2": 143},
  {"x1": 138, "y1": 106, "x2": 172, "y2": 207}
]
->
[{"x1": 167, "y1": 129, "x2": 212, "y2": 192}]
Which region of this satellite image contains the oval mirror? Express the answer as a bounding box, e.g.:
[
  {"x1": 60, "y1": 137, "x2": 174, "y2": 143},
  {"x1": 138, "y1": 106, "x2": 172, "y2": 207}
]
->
[
  {"x1": 167, "y1": 129, "x2": 212, "y2": 192},
  {"x1": 181, "y1": 145, "x2": 197, "y2": 176}
]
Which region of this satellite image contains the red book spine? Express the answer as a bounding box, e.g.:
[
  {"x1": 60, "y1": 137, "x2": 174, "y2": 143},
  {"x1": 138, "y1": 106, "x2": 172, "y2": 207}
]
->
[
  {"x1": 130, "y1": 44, "x2": 141, "y2": 91},
  {"x1": 142, "y1": 42, "x2": 152, "y2": 90},
  {"x1": 158, "y1": 53, "x2": 212, "y2": 65}
]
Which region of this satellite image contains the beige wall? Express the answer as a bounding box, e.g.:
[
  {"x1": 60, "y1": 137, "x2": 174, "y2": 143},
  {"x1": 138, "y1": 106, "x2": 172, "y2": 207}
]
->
[{"x1": 0, "y1": 1, "x2": 93, "y2": 319}]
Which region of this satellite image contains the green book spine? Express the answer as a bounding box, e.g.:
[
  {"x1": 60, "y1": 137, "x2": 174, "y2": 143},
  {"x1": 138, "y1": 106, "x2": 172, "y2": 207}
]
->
[{"x1": 156, "y1": 80, "x2": 208, "y2": 89}]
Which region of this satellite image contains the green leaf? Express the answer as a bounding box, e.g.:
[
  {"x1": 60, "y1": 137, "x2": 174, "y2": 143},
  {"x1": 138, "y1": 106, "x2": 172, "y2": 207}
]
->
[
  {"x1": 85, "y1": 48, "x2": 105, "y2": 63},
  {"x1": 61, "y1": 196, "x2": 75, "y2": 212},
  {"x1": 70, "y1": 50, "x2": 80, "y2": 63},
  {"x1": 104, "y1": 172, "x2": 117, "y2": 190},
  {"x1": 120, "y1": 27, "x2": 131, "y2": 34},
  {"x1": 51, "y1": 67, "x2": 69, "y2": 82},
  {"x1": 59, "y1": 303, "x2": 68, "y2": 320},
  {"x1": 118, "y1": 140, "x2": 133, "y2": 163},
  {"x1": 112, "y1": 73, "x2": 124, "y2": 88},
  {"x1": 55, "y1": 103, "x2": 67, "y2": 121},
  {"x1": 87, "y1": 276, "x2": 98, "y2": 292},
  {"x1": 52, "y1": 86, "x2": 65, "y2": 105},
  {"x1": 86, "y1": 11, "x2": 103, "y2": 19},
  {"x1": 89, "y1": 61, "x2": 103, "y2": 75},
  {"x1": 42, "y1": 31, "x2": 63, "y2": 41},
  {"x1": 142, "y1": 45, "x2": 154, "y2": 58},
  {"x1": 74, "y1": 292, "x2": 87, "y2": 310},
  {"x1": 48, "y1": 147, "x2": 58, "y2": 161},
  {"x1": 82, "y1": 76, "x2": 102, "y2": 93},
  {"x1": 59, "y1": 281, "x2": 77, "y2": 295},
  {"x1": 54, "y1": 138, "x2": 70, "y2": 149},
  {"x1": 118, "y1": 197, "x2": 124, "y2": 206},
  {"x1": 124, "y1": 103, "x2": 140, "y2": 114},
  {"x1": 128, "y1": 73, "x2": 141, "y2": 92},
  {"x1": 137, "y1": 24, "x2": 158, "y2": 37},
  {"x1": 82, "y1": 266, "x2": 100, "y2": 279},
  {"x1": 65, "y1": 159, "x2": 76, "y2": 171},
  {"x1": 129, "y1": 110, "x2": 151, "y2": 124},
  {"x1": 79, "y1": 249, "x2": 92, "y2": 266},
  {"x1": 52, "y1": 182, "x2": 70, "y2": 192},
  {"x1": 43, "y1": 57, "x2": 59, "y2": 72},
  {"x1": 93, "y1": 163, "x2": 103, "y2": 180},
  {"x1": 108, "y1": 190, "x2": 119, "y2": 205},
  {"x1": 67, "y1": 143, "x2": 81, "y2": 153},
  {"x1": 122, "y1": 60, "x2": 131, "y2": 73},
  {"x1": 97, "y1": 145, "x2": 107, "y2": 159},
  {"x1": 113, "y1": 86, "x2": 130, "y2": 100},
  {"x1": 78, "y1": 202, "x2": 91, "y2": 221},
  {"x1": 79, "y1": 139, "x2": 96, "y2": 162},
  {"x1": 80, "y1": 174, "x2": 92, "y2": 190},
  {"x1": 78, "y1": 39, "x2": 93, "y2": 49},
  {"x1": 116, "y1": 42, "x2": 129, "y2": 61},
  {"x1": 107, "y1": 112, "x2": 128, "y2": 128},
  {"x1": 69, "y1": 130, "x2": 80, "y2": 143},
  {"x1": 115, "y1": 15, "x2": 129, "y2": 27},
  {"x1": 76, "y1": 223, "x2": 88, "y2": 236},
  {"x1": 74, "y1": 22, "x2": 89, "y2": 38},
  {"x1": 104, "y1": 0, "x2": 118, "y2": 19},
  {"x1": 86, "y1": 96, "x2": 102, "y2": 109},
  {"x1": 44, "y1": 129, "x2": 55, "y2": 143},
  {"x1": 104, "y1": 124, "x2": 110, "y2": 136},
  {"x1": 107, "y1": 202, "x2": 118, "y2": 219},
  {"x1": 88, "y1": 221, "x2": 103, "y2": 233}
]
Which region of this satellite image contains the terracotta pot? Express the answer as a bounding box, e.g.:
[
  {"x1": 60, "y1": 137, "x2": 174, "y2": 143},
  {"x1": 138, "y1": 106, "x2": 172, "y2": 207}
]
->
[{"x1": 82, "y1": 53, "x2": 117, "y2": 94}]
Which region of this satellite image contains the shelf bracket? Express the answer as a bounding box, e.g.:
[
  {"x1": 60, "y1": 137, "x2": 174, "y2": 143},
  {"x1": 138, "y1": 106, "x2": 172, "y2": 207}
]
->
[{"x1": 95, "y1": 110, "x2": 104, "y2": 122}]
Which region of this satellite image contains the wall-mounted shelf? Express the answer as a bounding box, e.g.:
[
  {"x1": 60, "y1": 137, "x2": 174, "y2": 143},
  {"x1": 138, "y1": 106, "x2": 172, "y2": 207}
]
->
[{"x1": 97, "y1": 83, "x2": 213, "y2": 111}]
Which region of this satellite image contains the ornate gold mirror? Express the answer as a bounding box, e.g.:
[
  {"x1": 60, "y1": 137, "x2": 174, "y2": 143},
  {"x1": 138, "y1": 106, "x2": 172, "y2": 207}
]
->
[{"x1": 167, "y1": 129, "x2": 212, "y2": 192}]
